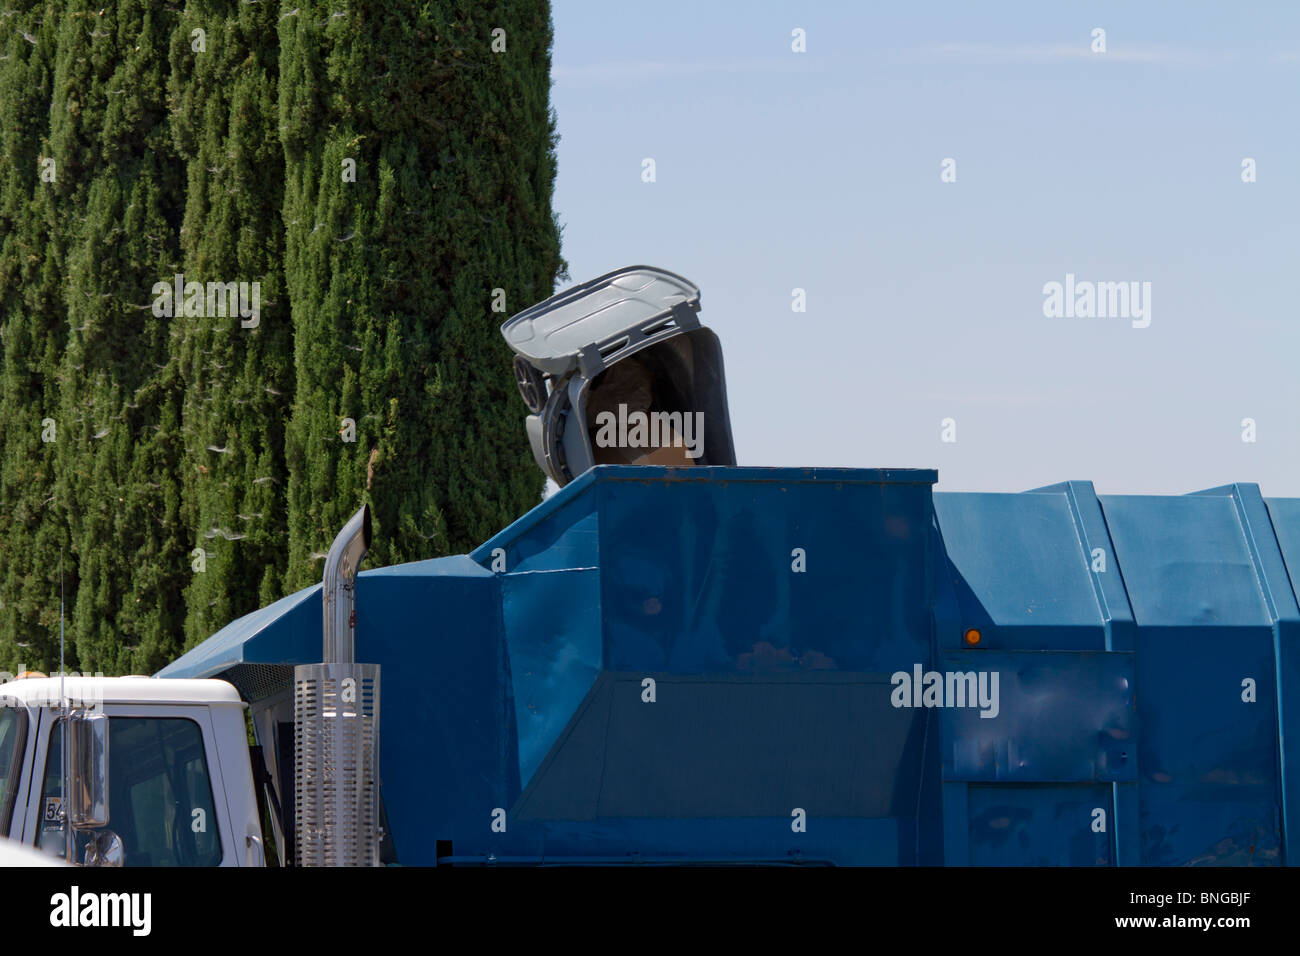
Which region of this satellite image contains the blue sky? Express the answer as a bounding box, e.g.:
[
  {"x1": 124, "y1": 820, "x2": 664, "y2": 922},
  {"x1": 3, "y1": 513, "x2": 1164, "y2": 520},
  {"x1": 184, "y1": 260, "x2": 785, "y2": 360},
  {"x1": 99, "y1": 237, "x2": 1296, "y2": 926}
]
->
[{"x1": 547, "y1": 1, "x2": 1298, "y2": 495}]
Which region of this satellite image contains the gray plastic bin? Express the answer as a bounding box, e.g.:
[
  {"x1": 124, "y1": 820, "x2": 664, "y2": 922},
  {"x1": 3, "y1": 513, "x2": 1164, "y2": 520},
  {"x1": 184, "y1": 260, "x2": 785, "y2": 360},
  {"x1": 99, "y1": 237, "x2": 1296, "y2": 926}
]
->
[{"x1": 502, "y1": 266, "x2": 737, "y2": 485}]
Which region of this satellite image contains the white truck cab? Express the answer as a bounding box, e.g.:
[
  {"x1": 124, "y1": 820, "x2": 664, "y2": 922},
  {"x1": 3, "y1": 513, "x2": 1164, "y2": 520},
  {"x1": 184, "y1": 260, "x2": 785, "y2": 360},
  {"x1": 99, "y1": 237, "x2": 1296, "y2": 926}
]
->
[{"x1": 0, "y1": 676, "x2": 263, "y2": 866}]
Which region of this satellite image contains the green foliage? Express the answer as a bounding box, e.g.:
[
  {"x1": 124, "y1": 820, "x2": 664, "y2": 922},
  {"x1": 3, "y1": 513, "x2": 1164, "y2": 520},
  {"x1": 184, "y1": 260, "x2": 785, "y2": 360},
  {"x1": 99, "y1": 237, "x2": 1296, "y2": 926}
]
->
[
  {"x1": 0, "y1": 4, "x2": 67, "y2": 673},
  {"x1": 53, "y1": 1, "x2": 189, "y2": 674},
  {"x1": 279, "y1": 1, "x2": 562, "y2": 588},
  {"x1": 0, "y1": 2, "x2": 562, "y2": 673},
  {"x1": 170, "y1": 2, "x2": 291, "y2": 647}
]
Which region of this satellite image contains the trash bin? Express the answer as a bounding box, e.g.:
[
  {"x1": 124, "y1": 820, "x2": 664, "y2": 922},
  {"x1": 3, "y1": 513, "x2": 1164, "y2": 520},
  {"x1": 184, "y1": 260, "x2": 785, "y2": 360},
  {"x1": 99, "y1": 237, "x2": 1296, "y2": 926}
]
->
[{"x1": 502, "y1": 266, "x2": 737, "y2": 485}]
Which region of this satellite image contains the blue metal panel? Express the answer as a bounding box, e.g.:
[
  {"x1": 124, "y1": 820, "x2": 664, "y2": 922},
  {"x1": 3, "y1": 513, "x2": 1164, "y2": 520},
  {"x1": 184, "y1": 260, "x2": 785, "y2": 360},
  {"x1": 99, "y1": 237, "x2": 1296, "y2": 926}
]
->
[
  {"x1": 1267, "y1": 498, "x2": 1300, "y2": 596},
  {"x1": 933, "y1": 491, "x2": 1108, "y2": 650},
  {"x1": 501, "y1": 568, "x2": 603, "y2": 786},
  {"x1": 1029, "y1": 481, "x2": 1137, "y2": 653},
  {"x1": 939, "y1": 651, "x2": 1135, "y2": 783},
  {"x1": 514, "y1": 672, "x2": 925, "y2": 819},
  {"x1": 1101, "y1": 494, "x2": 1271, "y2": 627},
  {"x1": 486, "y1": 466, "x2": 941, "y2": 864},
  {"x1": 1132, "y1": 628, "x2": 1275, "y2": 778},
  {"x1": 594, "y1": 467, "x2": 937, "y2": 675},
  {"x1": 967, "y1": 785, "x2": 1113, "y2": 866},
  {"x1": 155, "y1": 584, "x2": 321, "y2": 677},
  {"x1": 1266, "y1": 496, "x2": 1300, "y2": 864},
  {"x1": 453, "y1": 817, "x2": 913, "y2": 866},
  {"x1": 1103, "y1": 489, "x2": 1288, "y2": 865},
  {"x1": 355, "y1": 568, "x2": 518, "y2": 866},
  {"x1": 471, "y1": 469, "x2": 605, "y2": 573}
]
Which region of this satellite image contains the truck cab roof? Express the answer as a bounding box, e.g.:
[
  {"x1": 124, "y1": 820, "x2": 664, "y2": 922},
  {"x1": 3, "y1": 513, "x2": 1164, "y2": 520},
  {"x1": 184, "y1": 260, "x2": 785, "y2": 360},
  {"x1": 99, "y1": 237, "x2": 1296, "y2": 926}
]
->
[{"x1": 0, "y1": 676, "x2": 244, "y2": 708}]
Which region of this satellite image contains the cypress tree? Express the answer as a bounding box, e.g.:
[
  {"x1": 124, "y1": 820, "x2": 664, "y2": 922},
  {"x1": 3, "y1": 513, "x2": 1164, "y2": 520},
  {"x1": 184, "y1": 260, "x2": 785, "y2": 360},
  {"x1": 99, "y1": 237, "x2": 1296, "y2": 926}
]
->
[
  {"x1": 278, "y1": 1, "x2": 564, "y2": 588},
  {"x1": 51, "y1": 2, "x2": 188, "y2": 674},
  {"x1": 169, "y1": 2, "x2": 290, "y2": 648},
  {"x1": 0, "y1": 2, "x2": 564, "y2": 670},
  {"x1": 0, "y1": 5, "x2": 67, "y2": 672}
]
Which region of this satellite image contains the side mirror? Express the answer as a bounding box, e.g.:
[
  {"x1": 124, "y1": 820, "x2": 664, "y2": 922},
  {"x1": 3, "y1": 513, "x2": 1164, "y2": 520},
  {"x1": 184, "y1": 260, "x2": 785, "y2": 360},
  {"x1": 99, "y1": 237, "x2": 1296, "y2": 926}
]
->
[
  {"x1": 67, "y1": 713, "x2": 109, "y2": 830},
  {"x1": 83, "y1": 830, "x2": 124, "y2": 868}
]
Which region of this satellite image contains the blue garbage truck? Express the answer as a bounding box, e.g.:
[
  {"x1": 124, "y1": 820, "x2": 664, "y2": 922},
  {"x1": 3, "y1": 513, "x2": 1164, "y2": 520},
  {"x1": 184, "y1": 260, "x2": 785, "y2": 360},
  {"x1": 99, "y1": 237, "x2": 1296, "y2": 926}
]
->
[{"x1": 8, "y1": 267, "x2": 1296, "y2": 866}]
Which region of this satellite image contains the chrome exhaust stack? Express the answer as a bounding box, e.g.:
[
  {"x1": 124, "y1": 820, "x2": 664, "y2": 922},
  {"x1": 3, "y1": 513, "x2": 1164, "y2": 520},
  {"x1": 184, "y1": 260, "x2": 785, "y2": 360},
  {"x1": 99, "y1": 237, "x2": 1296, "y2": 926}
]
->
[
  {"x1": 294, "y1": 505, "x2": 383, "y2": 866},
  {"x1": 322, "y1": 504, "x2": 372, "y2": 665}
]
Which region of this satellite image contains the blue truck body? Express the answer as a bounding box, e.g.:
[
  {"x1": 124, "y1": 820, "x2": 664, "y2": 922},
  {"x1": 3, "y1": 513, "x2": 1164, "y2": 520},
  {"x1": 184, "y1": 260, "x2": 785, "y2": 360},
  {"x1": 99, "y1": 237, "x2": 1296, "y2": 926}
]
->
[{"x1": 158, "y1": 465, "x2": 1300, "y2": 866}]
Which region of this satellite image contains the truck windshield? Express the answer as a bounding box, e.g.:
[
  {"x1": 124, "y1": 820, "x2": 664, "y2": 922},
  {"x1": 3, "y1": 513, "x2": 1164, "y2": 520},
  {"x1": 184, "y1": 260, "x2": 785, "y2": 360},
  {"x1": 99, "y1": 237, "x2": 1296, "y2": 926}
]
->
[
  {"x1": 0, "y1": 704, "x2": 26, "y2": 835},
  {"x1": 38, "y1": 716, "x2": 222, "y2": 866}
]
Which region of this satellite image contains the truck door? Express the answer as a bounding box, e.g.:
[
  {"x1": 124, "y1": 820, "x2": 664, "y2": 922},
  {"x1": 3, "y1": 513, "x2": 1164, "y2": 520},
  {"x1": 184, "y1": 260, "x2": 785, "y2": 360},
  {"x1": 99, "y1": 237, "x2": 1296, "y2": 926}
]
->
[
  {"x1": 21, "y1": 704, "x2": 238, "y2": 866},
  {"x1": 0, "y1": 702, "x2": 28, "y2": 839}
]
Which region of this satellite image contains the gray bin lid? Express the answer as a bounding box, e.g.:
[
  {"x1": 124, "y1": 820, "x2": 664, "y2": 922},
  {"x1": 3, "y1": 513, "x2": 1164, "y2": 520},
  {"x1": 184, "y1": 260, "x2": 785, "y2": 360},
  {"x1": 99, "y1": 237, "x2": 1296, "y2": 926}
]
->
[{"x1": 501, "y1": 266, "x2": 701, "y2": 378}]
